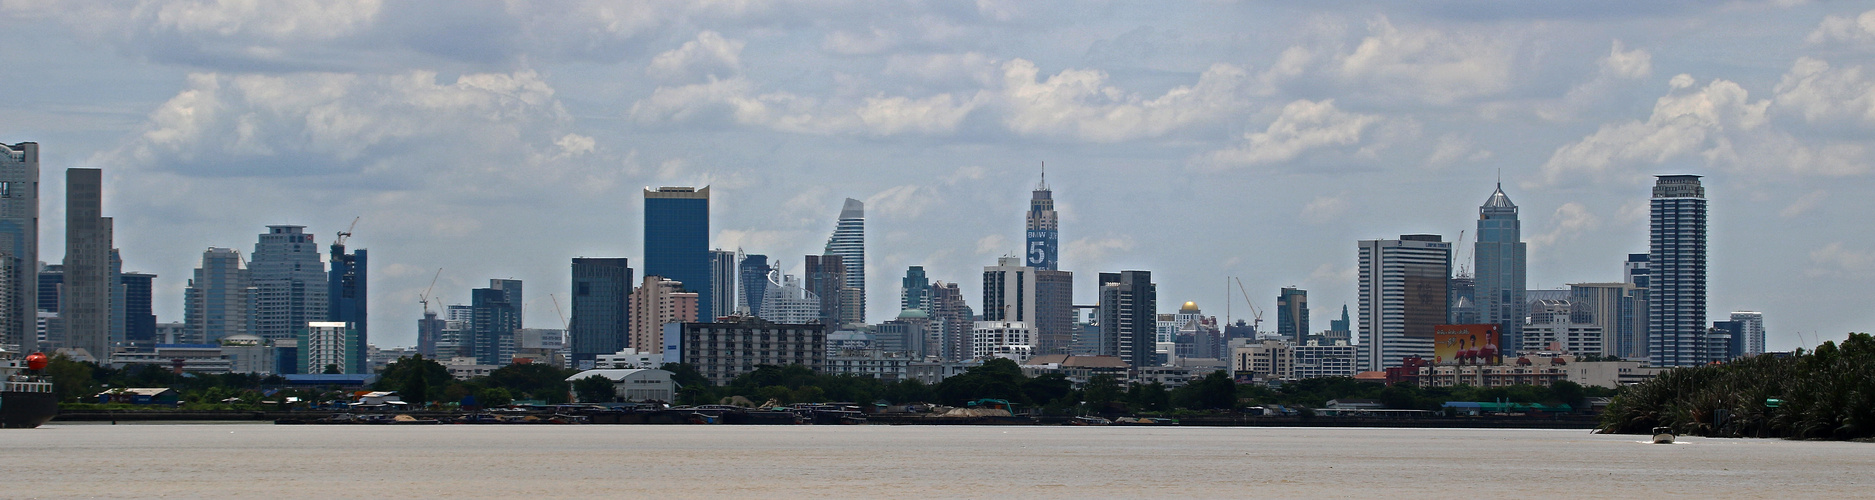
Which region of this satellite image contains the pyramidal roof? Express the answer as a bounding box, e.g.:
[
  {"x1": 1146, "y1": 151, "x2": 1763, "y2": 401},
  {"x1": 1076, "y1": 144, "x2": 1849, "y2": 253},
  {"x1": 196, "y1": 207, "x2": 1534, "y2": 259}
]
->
[{"x1": 1482, "y1": 183, "x2": 1516, "y2": 209}]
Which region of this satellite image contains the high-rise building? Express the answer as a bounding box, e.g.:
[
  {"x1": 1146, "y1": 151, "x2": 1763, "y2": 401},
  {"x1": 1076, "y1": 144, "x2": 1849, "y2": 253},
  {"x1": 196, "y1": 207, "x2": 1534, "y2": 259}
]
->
[
  {"x1": 1330, "y1": 305, "x2": 1350, "y2": 334},
  {"x1": 37, "y1": 265, "x2": 59, "y2": 314},
  {"x1": 644, "y1": 186, "x2": 713, "y2": 320},
  {"x1": 328, "y1": 239, "x2": 366, "y2": 374},
  {"x1": 709, "y1": 249, "x2": 738, "y2": 321},
  {"x1": 1277, "y1": 287, "x2": 1308, "y2": 341},
  {"x1": 928, "y1": 281, "x2": 973, "y2": 361},
  {"x1": 297, "y1": 322, "x2": 358, "y2": 374},
  {"x1": 824, "y1": 199, "x2": 865, "y2": 323},
  {"x1": 1731, "y1": 311, "x2": 1765, "y2": 356},
  {"x1": 629, "y1": 276, "x2": 697, "y2": 353},
  {"x1": 1026, "y1": 170, "x2": 1059, "y2": 271},
  {"x1": 1358, "y1": 235, "x2": 1450, "y2": 371},
  {"x1": 1475, "y1": 184, "x2": 1528, "y2": 354},
  {"x1": 1622, "y1": 253, "x2": 1652, "y2": 359},
  {"x1": 982, "y1": 256, "x2": 1036, "y2": 324},
  {"x1": 900, "y1": 266, "x2": 931, "y2": 313},
  {"x1": 1447, "y1": 275, "x2": 1478, "y2": 325},
  {"x1": 249, "y1": 225, "x2": 328, "y2": 341},
  {"x1": 804, "y1": 254, "x2": 847, "y2": 327},
  {"x1": 1034, "y1": 269, "x2": 1073, "y2": 356},
  {"x1": 1648, "y1": 175, "x2": 1708, "y2": 366},
  {"x1": 1570, "y1": 282, "x2": 1641, "y2": 358},
  {"x1": 739, "y1": 254, "x2": 771, "y2": 317},
  {"x1": 758, "y1": 272, "x2": 820, "y2": 324},
  {"x1": 1098, "y1": 270, "x2": 1156, "y2": 370},
  {"x1": 184, "y1": 248, "x2": 251, "y2": 344},
  {"x1": 416, "y1": 310, "x2": 444, "y2": 359},
  {"x1": 661, "y1": 317, "x2": 826, "y2": 386},
  {"x1": 0, "y1": 142, "x2": 37, "y2": 351},
  {"x1": 120, "y1": 271, "x2": 156, "y2": 346},
  {"x1": 470, "y1": 279, "x2": 522, "y2": 365},
  {"x1": 63, "y1": 168, "x2": 112, "y2": 356},
  {"x1": 570, "y1": 258, "x2": 632, "y2": 367}
]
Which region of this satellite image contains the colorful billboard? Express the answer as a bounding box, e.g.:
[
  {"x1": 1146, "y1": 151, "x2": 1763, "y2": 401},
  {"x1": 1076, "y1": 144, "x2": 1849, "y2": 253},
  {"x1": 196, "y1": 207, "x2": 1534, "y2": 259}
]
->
[{"x1": 1433, "y1": 324, "x2": 1502, "y2": 365}]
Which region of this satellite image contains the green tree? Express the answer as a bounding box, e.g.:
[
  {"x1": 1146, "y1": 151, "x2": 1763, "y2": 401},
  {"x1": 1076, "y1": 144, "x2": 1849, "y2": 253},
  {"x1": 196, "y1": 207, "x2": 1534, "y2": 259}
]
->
[
  {"x1": 1126, "y1": 382, "x2": 1170, "y2": 412},
  {"x1": 572, "y1": 375, "x2": 617, "y2": 403},
  {"x1": 484, "y1": 362, "x2": 576, "y2": 404},
  {"x1": 1021, "y1": 373, "x2": 1074, "y2": 407},
  {"x1": 322, "y1": 364, "x2": 342, "y2": 374},
  {"x1": 376, "y1": 355, "x2": 453, "y2": 405},
  {"x1": 479, "y1": 387, "x2": 514, "y2": 407},
  {"x1": 934, "y1": 358, "x2": 1028, "y2": 405},
  {"x1": 45, "y1": 354, "x2": 99, "y2": 403},
  {"x1": 1172, "y1": 370, "x2": 1238, "y2": 410},
  {"x1": 1083, "y1": 374, "x2": 1122, "y2": 410}
]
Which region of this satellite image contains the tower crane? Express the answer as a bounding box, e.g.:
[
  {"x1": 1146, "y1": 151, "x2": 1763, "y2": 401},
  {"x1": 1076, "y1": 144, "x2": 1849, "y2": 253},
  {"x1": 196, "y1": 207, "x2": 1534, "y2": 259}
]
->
[
  {"x1": 550, "y1": 293, "x2": 569, "y2": 330},
  {"x1": 418, "y1": 268, "x2": 442, "y2": 316},
  {"x1": 1232, "y1": 277, "x2": 1264, "y2": 334},
  {"x1": 334, "y1": 216, "x2": 361, "y2": 247}
]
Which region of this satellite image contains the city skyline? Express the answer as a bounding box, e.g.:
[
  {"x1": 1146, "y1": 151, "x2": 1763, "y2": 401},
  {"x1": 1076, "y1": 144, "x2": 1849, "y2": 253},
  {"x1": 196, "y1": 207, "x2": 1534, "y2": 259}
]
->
[{"x1": 5, "y1": 3, "x2": 1874, "y2": 352}]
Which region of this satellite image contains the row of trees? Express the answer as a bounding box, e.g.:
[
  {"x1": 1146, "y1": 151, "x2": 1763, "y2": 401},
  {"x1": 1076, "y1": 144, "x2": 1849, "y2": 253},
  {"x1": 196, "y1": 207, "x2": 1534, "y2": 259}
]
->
[{"x1": 1601, "y1": 332, "x2": 1875, "y2": 440}]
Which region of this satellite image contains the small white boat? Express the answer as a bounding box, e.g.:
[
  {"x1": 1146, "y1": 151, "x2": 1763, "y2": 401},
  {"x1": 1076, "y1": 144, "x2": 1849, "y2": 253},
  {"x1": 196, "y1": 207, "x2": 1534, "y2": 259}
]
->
[{"x1": 1651, "y1": 426, "x2": 1675, "y2": 444}]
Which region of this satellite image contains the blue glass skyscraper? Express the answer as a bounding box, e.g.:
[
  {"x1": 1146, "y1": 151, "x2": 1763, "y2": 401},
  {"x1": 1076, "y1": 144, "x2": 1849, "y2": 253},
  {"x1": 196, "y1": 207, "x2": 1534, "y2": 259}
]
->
[
  {"x1": 644, "y1": 186, "x2": 713, "y2": 321},
  {"x1": 1649, "y1": 175, "x2": 1707, "y2": 366},
  {"x1": 1475, "y1": 183, "x2": 1526, "y2": 353}
]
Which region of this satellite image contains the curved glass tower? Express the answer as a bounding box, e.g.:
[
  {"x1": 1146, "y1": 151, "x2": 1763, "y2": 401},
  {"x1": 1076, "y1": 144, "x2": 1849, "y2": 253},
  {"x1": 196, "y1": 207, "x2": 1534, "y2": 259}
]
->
[{"x1": 825, "y1": 198, "x2": 865, "y2": 323}]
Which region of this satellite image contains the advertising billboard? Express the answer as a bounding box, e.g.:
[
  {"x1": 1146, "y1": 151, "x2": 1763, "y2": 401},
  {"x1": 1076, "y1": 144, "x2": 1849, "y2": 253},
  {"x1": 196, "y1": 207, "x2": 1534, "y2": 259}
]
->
[{"x1": 1433, "y1": 324, "x2": 1502, "y2": 365}]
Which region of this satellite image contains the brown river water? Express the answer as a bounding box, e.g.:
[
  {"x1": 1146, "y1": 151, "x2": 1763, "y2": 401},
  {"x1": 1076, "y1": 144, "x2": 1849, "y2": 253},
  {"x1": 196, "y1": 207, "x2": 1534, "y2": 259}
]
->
[{"x1": 4, "y1": 423, "x2": 1869, "y2": 498}]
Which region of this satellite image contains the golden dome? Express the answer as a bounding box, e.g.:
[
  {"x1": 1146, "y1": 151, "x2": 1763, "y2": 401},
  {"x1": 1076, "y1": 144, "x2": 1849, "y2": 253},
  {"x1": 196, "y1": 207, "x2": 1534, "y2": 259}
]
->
[{"x1": 1180, "y1": 301, "x2": 1200, "y2": 313}]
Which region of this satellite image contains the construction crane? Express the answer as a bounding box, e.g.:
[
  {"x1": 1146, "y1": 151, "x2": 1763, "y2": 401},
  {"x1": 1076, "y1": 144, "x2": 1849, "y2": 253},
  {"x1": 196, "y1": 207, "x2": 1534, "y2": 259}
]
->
[
  {"x1": 1454, "y1": 229, "x2": 1473, "y2": 278},
  {"x1": 549, "y1": 294, "x2": 569, "y2": 330},
  {"x1": 418, "y1": 268, "x2": 442, "y2": 316},
  {"x1": 334, "y1": 216, "x2": 361, "y2": 247},
  {"x1": 1231, "y1": 277, "x2": 1264, "y2": 334}
]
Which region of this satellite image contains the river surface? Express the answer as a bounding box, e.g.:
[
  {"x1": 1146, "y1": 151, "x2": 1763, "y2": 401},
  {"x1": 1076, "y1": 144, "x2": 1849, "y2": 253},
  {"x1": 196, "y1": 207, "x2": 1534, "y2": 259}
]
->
[{"x1": 4, "y1": 423, "x2": 1868, "y2": 498}]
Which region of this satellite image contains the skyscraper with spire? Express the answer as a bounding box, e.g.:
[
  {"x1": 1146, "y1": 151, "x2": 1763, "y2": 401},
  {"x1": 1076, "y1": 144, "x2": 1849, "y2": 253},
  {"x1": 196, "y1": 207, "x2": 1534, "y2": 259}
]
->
[
  {"x1": 1475, "y1": 183, "x2": 1527, "y2": 353},
  {"x1": 1026, "y1": 164, "x2": 1058, "y2": 271},
  {"x1": 825, "y1": 198, "x2": 865, "y2": 323}
]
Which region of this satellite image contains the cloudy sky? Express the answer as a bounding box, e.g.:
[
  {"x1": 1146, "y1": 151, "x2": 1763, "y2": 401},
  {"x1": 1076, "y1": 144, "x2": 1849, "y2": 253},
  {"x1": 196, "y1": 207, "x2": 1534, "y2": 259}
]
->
[{"x1": 4, "y1": 1, "x2": 1873, "y2": 351}]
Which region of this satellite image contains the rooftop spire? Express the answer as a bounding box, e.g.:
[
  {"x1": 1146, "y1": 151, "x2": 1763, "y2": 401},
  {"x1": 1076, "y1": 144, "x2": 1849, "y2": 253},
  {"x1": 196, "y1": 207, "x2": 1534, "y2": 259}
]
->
[{"x1": 1036, "y1": 161, "x2": 1049, "y2": 191}]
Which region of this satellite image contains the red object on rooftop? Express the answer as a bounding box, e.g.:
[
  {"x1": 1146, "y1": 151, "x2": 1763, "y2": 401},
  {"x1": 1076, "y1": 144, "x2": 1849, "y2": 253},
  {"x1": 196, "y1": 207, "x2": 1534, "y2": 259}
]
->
[{"x1": 25, "y1": 352, "x2": 48, "y2": 371}]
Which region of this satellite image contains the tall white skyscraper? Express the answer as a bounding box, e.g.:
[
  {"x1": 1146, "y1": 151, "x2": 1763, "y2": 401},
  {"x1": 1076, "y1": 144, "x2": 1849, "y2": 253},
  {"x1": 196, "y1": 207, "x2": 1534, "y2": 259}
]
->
[
  {"x1": 1648, "y1": 175, "x2": 1708, "y2": 366},
  {"x1": 1731, "y1": 311, "x2": 1765, "y2": 356},
  {"x1": 982, "y1": 256, "x2": 1037, "y2": 324},
  {"x1": 1358, "y1": 235, "x2": 1451, "y2": 371},
  {"x1": 0, "y1": 143, "x2": 37, "y2": 351},
  {"x1": 824, "y1": 198, "x2": 864, "y2": 323},
  {"x1": 184, "y1": 247, "x2": 251, "y2": 343},
  {"x1": 249, "y1": 225, "x2": 329, "y2": 341}
]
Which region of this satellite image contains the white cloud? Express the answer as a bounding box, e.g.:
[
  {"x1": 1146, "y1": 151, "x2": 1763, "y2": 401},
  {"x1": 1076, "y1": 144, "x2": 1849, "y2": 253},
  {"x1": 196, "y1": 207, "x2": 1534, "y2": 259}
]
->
[
  {"x1": 865, "y1": 184, "x2": 940, "y2": 219},
  {"x1": 975, "y1": 234, "x2": 1008, "y2": 255},
  {"x1": 1528, "y1": 202, "x2": 1601, "y2": 248},
  {"x1": 1309, "y1": 263, "x2": 1356, "y2": 282},
  {"x1": 1424, "y1": 133, "x2": 1493, "y2": 168},
  {"x1": 1806, "y1": 9, "x2": 1875, "y2": 46},
  {"x1": 1772, "y1": 57, "x2": 1875, "y2": 127},
  {"x1": 1302, "y1": 193, "x2": 1351, "y2": 224},
  {"x1": 1781, "y1": 189, "x2": 1830, "y2": 217},
  {"x1": 648, "y1": 31, "x2": 745, "y2": 82},
  {"x1": 822, "y1": 27, "x2": 899, "y2": 55},
  {"x1": 1198, "y1": 99, "x2": 1381, "y2": 169},
  {"x1": 995, "y1": 59, "x2": 1251, "y2": 142},
  {"x1": 1334, "y1": 17, "x2": 1514, "y2": 104},
  {"x1": 1063, "y1": 235, "x2": 1137, "y2": 264},
  {"x1": 1537, "y1": 75, "x2": 1769, "y2": 185},
  {"x1": 1602, "y1": 40, "x2": 1653, "y2": 80},
  {"x1": 1808, "y1": 242, "x2": 1875, "y2": 277},
  {"x1": 884, "y1": 52, "x2": 1000, "y2": 88}
]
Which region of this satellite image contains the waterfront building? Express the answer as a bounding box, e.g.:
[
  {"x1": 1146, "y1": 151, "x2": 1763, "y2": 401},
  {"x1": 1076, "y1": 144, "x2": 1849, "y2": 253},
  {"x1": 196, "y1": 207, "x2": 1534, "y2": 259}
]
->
[
  {"x1": 928, "y1": 281, "x2": 973, "y2": 361},
  {"x1": 824, "y1": 199, "x2": 865, "y2": 323},
  {"x1": 470, "y1": 279, "x2": 522, "y2": 366},
  {"x1": 1018, "y1": 355, "x2": 1129, "y2": 386},
  {"x1": 1035, "y1": 270, "x2": 1072, "y2": 356},
  {"x1": 1648, "y1": 175, "x2": 1708, "y2": 366},
  {"x1": 1292, "y1": 341, "x2": 1359, "y2": 380},
  {"x1": 1026, "y1": 170, "x2": 1059, "y2": 271},
  {"x1": 804, "y1": 254, "x2": 848, "y2": 327},
  {"x1": 629, "y1": 276, "x2": 697, "y2": 354},
  {"x1": 1731, "y1": 312, "x2": 1765, "y2": 356},
  {"x1": 644, "y1": 186, "x2": 713, "y2": 320},
  {"x1": 570, "y1": 258, "x2": 632, "y2": 368},
  {"x1": 1277, "y1": 287, "x2": 1308, "y2": 341},
  {"x1": 709, "y1": 249, "x2": 738, "y2": 321},
  {"x1": 1570, "y1": 283, "x2": 1641, "y2": 358},
  {"x1": 876, "y1": 309, "x2": 930, "y2": 357},
  {"x1": 758, "y1": 272, "x2": 820, "y2": 324},
  {"x1": 297, "y1": 321, "x2": 357, "y2": 374},
  {"x1": 971, "y1": 320, "x2": 1035, "y2": 360},
  {"x1": 249, "y1": 226, "x2": 328, "y2": 342},
  {"x1": 0, "y1": 143, "x2": 37, "y2": 351},
  {"x1": 900, "y1": 266, "x2": 930, "y2": 313},
  {"x1": 64, "y1": 168, "x2": 112, "y2": 356},
  {"x1": 1475, "y1": 184, "x2": 1528, "y2": 358},
  {"x1": 1098, "y1": 270, "x2": 1157, "y2": 370},
  {"x1": 825, "y1": 349, "x2": 912, "y2": 382},
  {"x1": 327, "y1": 238, "x2": 366, "y2": 374},
  {"x1": 119, "y1": 272, "x2": 156, "y2": 346},
  {"x1": 1711, "y1": 320, "x2": 1744, "y2": 359},
  {"x1": 982, "y1": 257, "x2": 1036, "y2": 325},
  {"x1": 1523, "y1": 299, "x2": 1605, "y2": 356},
  {"x1": 738, "y1": 254, "x2": 770, "y2": 317},
  {"x1": 184, "y1": 248, "x2": 251, "y2": 344},
  {"x1": 661, "y1": 317, "x2": 826, "y2": 386},
  {"x1": 1230, "y1": 339, "x2": 1293, "y2": 383},
  {"x1": 1358, "y1": 235, "x2": 1450, "y2": 371},
  {"x1": 563, "y1": 369, "x2": 675, "y2": 403}
]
